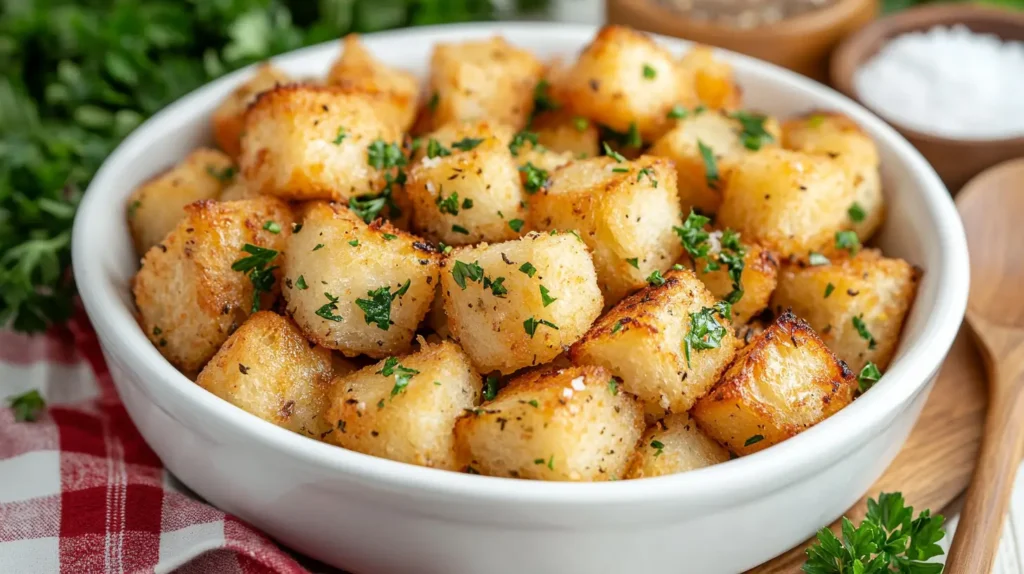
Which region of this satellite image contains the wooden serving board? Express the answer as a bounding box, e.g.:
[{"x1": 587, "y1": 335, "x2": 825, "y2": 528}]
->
[{"x1": 750, "y1": 324, "x2": 988, "y2": 573}]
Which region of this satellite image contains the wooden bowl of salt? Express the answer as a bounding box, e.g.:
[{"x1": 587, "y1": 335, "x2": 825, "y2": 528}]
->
[{"x1": 831, "y1": 3, "x2": 1024, "y2": 192}]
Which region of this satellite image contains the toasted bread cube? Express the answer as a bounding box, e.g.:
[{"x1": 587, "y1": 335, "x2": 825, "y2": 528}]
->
[
  {"x1": 211, "y1": 64, "x2": 291, "y2": 158},
  {"x1": 531, "y1": 110, "x2": 601, "y2": 158},
  {"x1": 126, "y1": 148, "x2": 235, "y2": 255},
  {"x1": 717, "y1": 148, "x2": 857, "y2": 259},
  {"x1": 133, "y1": 197, "x2": 293, "y2": 375},
  {"x1": 570, "y1": 269, "x2": 739, "y2": 418},
  {"x1": 677, "y1": 45, "x2": 742, "y2": 111},
  {"x1": 427, "y1": 36, "x2": 543, "y2": 130},
  {"x1": 217, "y1": 178, "x2": 262, "y2": 201},
  {"x1": 626, "y1": 413, "x2": 730, "y2": 478},
  {"x1": 196, "y1": 311, "x2": 334, "y2": 437},
  {"x1": 405, "y1": 121, "x2": 526, "y2": 245},
  {"x1": 239, "y1": 84, "x2": 402, "y2": 202},
  {"x1": 514, "y1": 143, "x2": 575, "y2": 175},
  {"x1": 529, "y1": 155, "x2": 684, "y2": 305},
  {"x1": 691, "y1": 236, "x2": 779, "y2": 325},
  {"x1": 782, "y1": 112, "x2": 884, "y2": 242},
  {"x1": 453, "y1": 365, "x2": 644, "y2": 480},
  {"x1": 323, "y1": 340, "x2": 481, "y2": 469},
  {"x1": 441, "y1": 232, "x2": 603, "y2": 374},
  {"x1": 282, "y1": 202, "x2": 439, "y2": 358},
  {"x1": 648, "y1": 109, "x2": 781, "y2": 216},
  {"x1": 558, "y1": 26, "x2": 683, "y2": 141},
  {"x1": 327, "y1": 35, "x2": 421, "y2": 133},
  {"x1": 770, "y1": 249, "x2": 918, "y2": 372},
  {"x1": 691, "y1": 312, "x2": 857, "y2": 455}
]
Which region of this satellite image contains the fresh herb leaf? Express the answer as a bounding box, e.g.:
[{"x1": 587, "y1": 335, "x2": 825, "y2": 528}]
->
[
  {"x1": 573, "y1": 117, "x2": 590, "y2": 131},
  {"x1": 508, "y1": 219, "x2": 525, "y2": 232},
  {"x1": 646, "y1": 270, "x2": 666, "y2": 286},
  {"x1": 436, "y1": 189, "x2": 460, "y2": 215},
  {"x1": 539, "y1": 285, "x2": 557, "y2": 307},
  {"x1": 519, "y1": 163, "x2": 548, "y2": 194},
  {"x1": 8, "y1": 389, "x2": 45, "y2": 422},
  {"x1": 315, "y1": 292, "x2": 343, "y2": 322},
  {"x1": 296, "y1": 275, "x2": 308, "y2": 290},
  {"x1": 367, "y1": 139, "x2": 406, "y2": 170},
  {"x1": 452, "y1": 260, "x2": 485, "y2": 289},
  {"x1": 602, "y1": 142, "x2": 626, "y2": 162},
  {"x1": 207, "y1": 166, "x2": 236, "y2": 182},
  {"x1": 626, "y1": 122, "x2": 642, "y2": 148},
  {"x1": 377, "y1": 357, "x2": 420, "y2": 397},
  {"x1": 509, "y1": 130, "x2": 539, "y2": 156},
  {"x1": 263, "y1": 220, "x2": 281, "y2": 234},
  {"x1": 462, "y1": 198, "x2": 473, "y2": 209},
  {"x1": 673, "y1": 210, "x2": 712, "y2": 260},
  {"x1": 697, "y1": 139, "x2": 719, "y2": 189},
  {"x1": 451, "y1": 225, "x2": 469, "y2": 235},
  {"x1": 848, "y1": 202, "x2": 867, "y2": 223},
  {"x1": 642, "y1": 63, "x2": 657, "y2": 79},
  {"x1": 858, "y1": 362, "x2": 882, "y2": 392},
  {"x1": 519, "y1": 262, "x2": 537, "y2": 277},
  {"x1": 483, "y1": 275, "x2": 507, "y2": 297},
  {"x1": 483, "y1": 375, "x2": 500, "y2": 401},
  {"x1": 730, "y1": 111, "x2": 775, "y2": 151},
  {"x1": 852, "y1": 314, "x2": 877, "y2": 350},
  {"x1": 611, "y1": 319, "x2": 625, "y2": 334},
  {"x1": 824, "y1": 283, "x2": 835, "y2": 298},
  {"x1": 667, "y1": 104, "x2": 688, "y2": 119},
  {"x1": 349, "y1": 189, "x2": 400, "y2": 224},
  {"x1": 608, "y1": 378, "x2": 619, "y2": 395},
  {"x1": 426, "y1": 138, "x2": 451, "y2": 159},
  {"x1": 650, "y1": 439, "x2": 665, "y2": 457},
  {"x1": 683, "y1": 304, "x2": 730, "y2": 367},
  {"x1": 382, "y1": 233, "x2": 397, "y2": 241},
  {"x1": 313, "y1": 244, "x2": 325, "y2": 251},
  {"x1": 637, "y1": 167, "x2": 658, "y2": 187},
  {"x1": 626, "y1": 257, "x2": 640, "y2": 269},
  {"x1": 356, "y1": 280, "x2": 410, "y2": 331},
  {"x1": 533, "y1": 79, "x2": 559, "y2": 115},
  {"x1": 451, "y1": 137, "x2": 484, "y2": 151},
  {"x1": 744, "y1": 434, "x2": 764, "y2": 447},
  {"x1": 523, "y1": 317, "x2": 559, "y2": 338},
  {"x1": 428, "y1": 92, "x2": 440, "y2": 111},
  {"x1": 231, "y1": 244, "x2": 279, "y2": 313},
  {"x1": 349, "y1": 239, "x2": 359, "y2": 247},
  {"x1": 332, "y1": 126, "x2": 347, "y2": 145},
  {"x1": 835, "y1": 230, "x2": 860, "y2": 255}
]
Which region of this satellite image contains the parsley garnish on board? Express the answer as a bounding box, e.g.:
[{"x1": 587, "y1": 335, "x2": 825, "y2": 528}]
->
[
  {"x1": 683, "y1": 302, "x2": 731, "y2": 367},
  {"x1": 697, "y1": 140, "x2": 719, "y2": 189},
  {"x1": 355, "y1": 280, "x2": 410, "y2": 331},
  {"x1": 483, "y1": 275, "x2": 507, "y2": 297},
  {"x1": 802, "y1": 492, "x2": 945, "y2": 574},
  {"x1": 377, "y1": 357, "x2": 420, "y2": 398},
  {"x1": 730, "y1": 111, "x2": 775, "y2": 151},
  {"x1": 8, "y1": 389, "x2": 46, "y2": 422},
  {"x1": 231, "y1": 244, "x2": 278, "y2": 313}
]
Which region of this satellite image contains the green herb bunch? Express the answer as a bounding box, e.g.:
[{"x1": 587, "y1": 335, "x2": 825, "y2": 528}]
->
[{"x1": 0, "y1": 0, "x2": 547, "y2": 333}]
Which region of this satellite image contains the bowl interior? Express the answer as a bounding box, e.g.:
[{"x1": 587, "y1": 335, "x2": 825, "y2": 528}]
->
[{"x1": 72, "y1": 23, "x2": 968, "y2": 502}]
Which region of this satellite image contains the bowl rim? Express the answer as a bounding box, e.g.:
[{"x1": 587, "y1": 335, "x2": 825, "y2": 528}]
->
[
  {"x1": 831, "y1": 2, "x2": 1024, "y2": 146},
  {"x1": 71, "y1": 21, "x2": 969, "y2": 507},
  {"x1": 608, "y1": 0, "x2": 874, "y2": 39}
]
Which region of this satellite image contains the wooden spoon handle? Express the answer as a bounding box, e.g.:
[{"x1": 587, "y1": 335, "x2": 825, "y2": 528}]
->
[{"x1": 945, "y1": 365, "x2": 1024, "y2": 574}]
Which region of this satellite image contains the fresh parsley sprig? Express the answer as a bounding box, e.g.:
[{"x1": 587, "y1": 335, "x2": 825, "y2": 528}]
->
[{"x1": 231, "y1": 244, "x2": 279, "y2": 313}]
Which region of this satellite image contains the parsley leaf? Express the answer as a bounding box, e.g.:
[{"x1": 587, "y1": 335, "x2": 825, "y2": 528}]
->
[
  {"x1": 8, "y1": 389, "x2": 46, "y2": 422},
  {"x1": 367, "y1": 139, "x2": 406, "y2": 170},
  {"x1": 451, "y1": 137, "x2": 484, "y2": 151},
  {"x1": 858, "y1": 362, "x2": 882, "y2": 392},
  {"x1": 533, "y1": 79, "x2": 560, "y2": 115},
  {"x1": 377, "y1": 357, "x2": 420, "y2": 397},
  {"x1": 231, "y1": 244, "x2": 279, "y2": 313},
  {"x1": 296, "y1": 275, "x2": 308, "y2": 290},
  {"x1": 539, "y1": 285, "x2": 557, "y2": 306},
  {"x1": 848, "y1": 202, "x2": 867, "y2": 223},
  {"x1": 426, "y1": 138, "x2": 451, "y2": 159},
  {"x1": 650, "y1": 439, "x2": 665, "y2": 457},
  {"x1": 642, "y1": 63, "x2": 657, "y2": 79},
  {"x1": 519, "y1": 262, "x2": 537, "y2": 277},
  {"x1": 519, "y1": 163, "x2": 548, "y2": 194},
  {"x1": 602, "y1": 141, "x2": 626, "y2": 162},
  {"x1": 509, "y1": 131, "x2": 539, "y2": 156},
  {"x1": 355, "y1": 280, "x2": 410, "y2": 331},
  {"x1": 683, "y1": 304, "x2": 730, "y2": 367},
  {"x1": 667, "y1": 104, "x2": 688, "y2": 119},
  {"x1": 646, "y1": 270, "x2": 666, "y2": 286},
  {"x1": 483, "y1": 375, "x2": 500, "y2": 402},
  {"x1": 835, "y1": 230, "x2": 860, "y2": 255},
  {"x1": 852, "y1": 314, "x2": 877, "y2": 350},
  {"x1": 452, "y1": 260, "x2": 484, "y2": 289},
  {"x1": 744, "y1": 435, "x2": 764, "y2": 447},
  {"x1": 523, "y1": 316, "x2": 559, "y2": 338},
  {"x1": 824, "y1": 283, "x2": 835, "y2": 298},
  {"x1": 508, "y1": 219, "x2": 525, "y2": 232},
  {"x1": 626, "y1": 257, "x2": 640, "y2": 269},
  {"x1": 349, "y1": 189, "x2": 401, "y2": 224},
  {"x1": 436, "y1": 189, "x2": 460, "y2": 215},
  {"x1": 637, "y1": 167, "x2": 658, "y2": 187},
  {"x1": 315, "y1": 292, "x2": 343, "y2": 322},
  {"x1": 673, "y1": 210, "x2": 712, "y2": 260},
  {"x1": 697, "y1": 139, "x2": 719, "y2": 189},
  {"x1": 332, "y1": 126, "x2": 346, "y2": 145},
  {"x1": 730, "y1": 111, "x2": 775, "y2": 151}
]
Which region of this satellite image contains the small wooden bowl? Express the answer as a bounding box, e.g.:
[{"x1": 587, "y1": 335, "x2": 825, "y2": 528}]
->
[
  {"x1": 831, "y1": 4, "x2": 1024, "y2": 192},
  {"x1": 606, "y1": 0, "x2": 877, "y2": 83}
]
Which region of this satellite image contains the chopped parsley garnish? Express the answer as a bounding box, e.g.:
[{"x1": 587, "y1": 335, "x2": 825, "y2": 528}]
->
[
  {"x1": 539, "y1": 285, "x2": 557, "y2": 307},
  {"x1": 349, "y1": 189, "x2": 401, "y2": 224},
  {"x1": 824, "y1": 282, "x2": 835, "y2": 298},
  {"x1": 367, "y1": 139, "x2": 407, "y2": 170},
  {"x1": 436, "y1": 189, "x2": 460, "y2": 215},
  {"x1": 509, "y1": 219, "x2": 525, "y2": 233},
  {"x1": 348, "y1": 239, "x2": 359, "y2": 247},
  {"x1": 637, "y1": 167, "x2": 657, "y2": 187},
  {"x1": 296, "y1": 275, "x2": 308, "y2": 290},
  {"x1": 609, "y1": 378, "x2": 619, "y2": 395},
  {"x1": 231, "y1": 244, "x2": 279, "y2": 313},
  {"x1": 646, "y1": 270, "x2": 666, "y2": 286},
  {"x1": 519, "y1": 163, "x2": 548, "y2": 194},
  {"x1": 451, "y1": 225, "x2": 469, "y2": 235},
  {"x1": 730, "y1": 111, "x2": 775, "y2": 151},
  {"x1": 483, "y1": 275, "x2": 507, "y2": 297},
  {"x1": 697, "y1": 139, "x2": 719, "y2": 189},
  {"x1": 509, "y1": 130, "x2": 539, "y2": 156},
  {"x1": 835, "y1": 230, "x2": 860, "y2": 255},
  {"x1": 852, "y1": 314, "x2": 877, "y2": 349},
  {"x1": 533, "y1": 79, "x2": 560, "y2": 115},
  {"x1": 382, "y1": 233, "x2": 397, "y2": 241},
  {"x1": 626, "y1": 257, "x2": 640, "y2": 269},
  {"x1": 462, "y1": 198, "x2": 474, "y2": 209},
  {"x1": 534, "y1": 458, "x2": 544, "y2": 465},
  {"x1": 612, "y1": 167, "x2": 630, "y2": 173},
  {"x1": 716, "y1": 229, "x2": 747, "y2": 304},
  {"x1": 547, "y1": 455, "x2": 554, "y2": 470},
  {"x1": 313, "y1": 243, "x2": 325, "y2": 251},
  {"x1": 332, "y1": 126, "x2": 347, "y2": 145},
  {"x1": 602, "y1": 141, "x2": 626, "y2": 162},
  {"x1": 206, "y1": 165, "x2": 236, "y2": 182},
  {"x1": 8, "y1": 389, "x2": 45, "y2": 422},
  {"x1": 626, "y1": 122, "x2": 642, "y2": 148},
  {"x1": 808, "y1": 252, "x2": 831, "y2": 266},
  {"x1": 667, "y1": 104, "x2": 688, "y2": 119},
  {"x1": 683, "y1": 303, "x2": 731, "y2": 367},
  {"x1": 573, "y1": 116, "x2": 590, "y2": 131},
  {"x1": 519, "y1": 262, "x2": 537, "y2": 277},
  {"x1": 440, "y1": 243, "x2": 453, "y2": 255},
  {"x1": 673, "y1": 210, "x2": 712, "y2": 260},
  {"x1": 315, "y1": 292, "x2": 343, "y2": 322},
  {"x1": 452, "y1": 260, "x2": 485, "y2": 289},
  {"x1": 642, "y1": 63, "x2": 657, "y2": 79},
  {"x1": 528, "y1": 399, "x2": 539, "y2": 408},
  {"x1": 292, "y1": 223, "x2": 303, "y2": 233},
  {"x1": 426, "y1": 138, "x2": 451, "y2": 159},
  {"x1": 745, "y1": 434, "x2": 764, "y2": 447},
  {"x1": 451, "y1": 137, "x2": 484, "y2": 151},
  {"x1": 858, "y1": 362, "x2": 882, "y2": 392},
  {"x1": 262, "y1": 220, "x2": 281, "y2": 234},
  {"x1": 483, "y1": 375, "x2": 500, "y2": 401},
  {"x1": 611, "y1": 319, "x2": 625, "y2": 334},
  {"x1": 523, "y1": 317, "x2": 559, "y2": 338},
  {"x1": 650, "y1": 439, "x2": 665, "y2": 457},
  {"x1": 848, "y1": 202, "x2": 867, "y2": 223},
  {"x1": 377, "y1": 357, "x2": 420, "y2": 397},
  {"x1": 356, "y1": 280, "x2": 411, "y2": 331}
]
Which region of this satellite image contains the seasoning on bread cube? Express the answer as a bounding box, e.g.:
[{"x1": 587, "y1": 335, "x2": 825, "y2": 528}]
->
[
  {"x1": 691, "y1": 312, "x2": 857, "y2": 456},
  {"x1": 626, "y1": 413, "x2": 730, "y2": 479},
  {"x1": 133, "y1": 197, "x2": 293, "y2": 375},
  {"x1": 326, "y1": 35, "x2": 421, "y2": 133},
  {"x1": 782, "y1": 112, "x2": 884, "y2": 242},
  {"x1": 528, "y1": 155, "x2": 684, "y2": 305},
  {"x1": 717, "y1": 147, "x2": 857, "y2": 259},
  {"x1": 648, "y1": 109, "x2": 781, "y2": 216},
  {"x1": 323, "y1": 340, "x2": 481, "y2": 469},
  {"x1": 238, "y1": 84, "x2": 403, "y2": 202},
  {"x1": 282, "y1": 202, "x2": 439, "y2": 359},
  {"x1": 405, "y1": 121, "x2": 527, "y2": 245},
  {"x1": 440, "y1": 232, "x2": 603, "y2": 374},
  {"x1": 531, "y1": 109, "x2": 601, "y2": 158},
  {"x1": 211, "y1": 64, "x2": 291, "y2": 158},
  {"x1": 770, "y1": 249, "x2": 918, "y2": 372},
  {"x1": 453, "y1": 365, "x2": 644, "y2": 481},
  {"x1": 570, "y1": 268, "x2": 740, "y2": 419},
  {"x1": 427, "y1": 36, "x2": 543, "y2": 130},
  {"x1": 126, "y1": 148, "x2": 235, "y2": 255},
  {"x1": 557, "y1": 26, "x2": 684, "y2": 141},
  {"x1": 677, "y1": 45, "x2": 742, "y2": 111},
  {"x1": 196, "y1": 311, "x2": 334, "y2": 437}
]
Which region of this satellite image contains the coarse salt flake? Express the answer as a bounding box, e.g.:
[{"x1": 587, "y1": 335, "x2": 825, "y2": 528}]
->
[
  {"x1": 570, "y1": 376, "x2": 586, "y2": 391},
  {"x1": 854, "y1": 25, "x2": 1024, "y2": 139},
  {"x1": 562, "y1": 387, "x2": 574, "y2": 400}
]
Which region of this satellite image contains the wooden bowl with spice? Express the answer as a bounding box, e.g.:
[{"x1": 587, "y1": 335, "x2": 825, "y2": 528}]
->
[
  {"x1": 606, "y1": 0, "x2": 876, "y2": 82},
  {"x1": 831, "y1": 3, "x2": 1024, "y2": 192}
]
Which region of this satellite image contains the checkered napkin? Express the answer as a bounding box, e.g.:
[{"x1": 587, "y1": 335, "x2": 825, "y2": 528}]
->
[{"x1": 0, "y1": 310, "x2": 310, "y2": 574}]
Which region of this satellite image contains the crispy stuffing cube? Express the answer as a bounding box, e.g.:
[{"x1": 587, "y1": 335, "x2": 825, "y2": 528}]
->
[
  {"x1": 531, "y1": 109, "x2": 601, "y2": 158},
  {"x1": 211, "y1": 64, "x2": 291, "y2": 158},
  {"x1": 326, "y1": 35, "x2": 421, "y2": 133},
  {"x1": 676, "y1": 45, "x2": 742, "y2": 111},
  {"x1": 626, "y1": 413, "x2": 730, "y2": 478}
]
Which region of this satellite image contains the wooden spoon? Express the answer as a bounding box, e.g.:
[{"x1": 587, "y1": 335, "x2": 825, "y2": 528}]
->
[{"x1": 945, "y1": 158, "x2": 1024, "y2": 573}]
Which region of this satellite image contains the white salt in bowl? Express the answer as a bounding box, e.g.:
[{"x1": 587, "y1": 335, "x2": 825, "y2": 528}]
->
[{"x1": 72, "y1": 22, "x2": 968, "y2": 574}]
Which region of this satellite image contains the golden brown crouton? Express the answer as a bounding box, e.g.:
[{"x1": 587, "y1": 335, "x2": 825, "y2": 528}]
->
[
  {"x1": 326, "y1": 35, "x2": 421, "y2": 133},
  {"x1": 677, "y1": 45, "x2": 742, "y2": 111},
  {"x1": 531, "y1": 110, "x2": 601, "y2": 158},
  {"x1": 211, "y1": 64, "x2": 291, "y2": 158},
  {"x1": 626, "y1": 413, "x2": 730, "y2": 478}
]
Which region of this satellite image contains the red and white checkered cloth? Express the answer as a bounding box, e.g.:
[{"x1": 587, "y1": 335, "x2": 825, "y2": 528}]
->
[{"x1": 0, "y1": 310, "x2": 314, "y2": 574}]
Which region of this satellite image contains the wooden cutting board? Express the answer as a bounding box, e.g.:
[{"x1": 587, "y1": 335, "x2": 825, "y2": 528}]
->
[{"x1": 750, "y1": 324, "x2": 988, "y2": 572}]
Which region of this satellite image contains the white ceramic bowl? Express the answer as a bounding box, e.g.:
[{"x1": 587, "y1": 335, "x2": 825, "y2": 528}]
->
[{"x1": 72, "y1": 23, "x2": 969, "y2": 574}]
